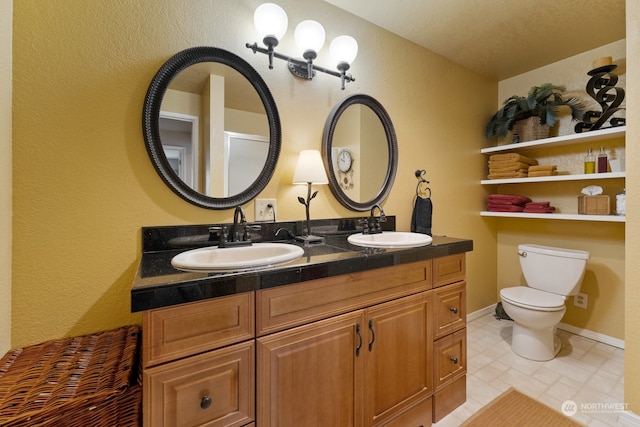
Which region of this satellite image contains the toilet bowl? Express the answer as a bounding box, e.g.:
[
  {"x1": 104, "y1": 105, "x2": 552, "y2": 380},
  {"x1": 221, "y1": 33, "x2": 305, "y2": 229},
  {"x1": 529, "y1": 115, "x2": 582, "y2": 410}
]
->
[{"x1": 499, "y1": 244, "x2": 589, "y2": 361}]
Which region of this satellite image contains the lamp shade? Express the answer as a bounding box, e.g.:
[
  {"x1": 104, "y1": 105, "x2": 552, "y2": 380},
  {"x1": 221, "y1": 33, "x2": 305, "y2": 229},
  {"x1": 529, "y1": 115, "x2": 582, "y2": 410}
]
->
[
  {"x1": 292, "y1": 150, "x2": 328, "y2": 184},
  {"x1": 330, "y1": 35, "x2": 358, "y2": 66},
  {"x1": 254, "y1": 3, "x2": 288, "y2": 40},
  {"x1": 294, "y1": 20, "x2": 326, "y2": 54}
]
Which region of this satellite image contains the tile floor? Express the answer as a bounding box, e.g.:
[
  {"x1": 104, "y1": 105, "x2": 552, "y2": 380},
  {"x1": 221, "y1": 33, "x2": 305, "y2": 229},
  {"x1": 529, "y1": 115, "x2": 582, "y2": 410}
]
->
[{"x1": 435, "y1": 313, "x2": 626, "y2": 426}]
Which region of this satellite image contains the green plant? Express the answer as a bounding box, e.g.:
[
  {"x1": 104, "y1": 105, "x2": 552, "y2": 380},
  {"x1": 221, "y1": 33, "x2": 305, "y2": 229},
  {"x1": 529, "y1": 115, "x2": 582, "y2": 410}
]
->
[{"x1": 485, "y1": 83, "x2": 585, "y2": 138}]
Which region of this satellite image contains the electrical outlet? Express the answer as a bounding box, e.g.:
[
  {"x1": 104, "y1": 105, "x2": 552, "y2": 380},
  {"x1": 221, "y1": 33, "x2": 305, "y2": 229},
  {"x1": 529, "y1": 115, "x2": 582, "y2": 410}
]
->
[
  {"x1": 574, "y1": 292, "x2": 588, "y2": 309},
  {"x1": 255, "y1": 199, "x2": 276, "y2": 221}
]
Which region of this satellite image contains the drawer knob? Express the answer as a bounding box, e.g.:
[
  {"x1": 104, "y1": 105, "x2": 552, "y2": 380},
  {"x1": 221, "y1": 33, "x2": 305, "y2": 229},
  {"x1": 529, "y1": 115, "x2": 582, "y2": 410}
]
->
[
  {"x1": 200, "y1": 395, "x2": 212, "y2": 409},
  {"x1": 450, "y1": 307, "x2": 458, "y2": 314},
  {"x1": 450, "y1": 356, "x2": 458, "y2": 364}
]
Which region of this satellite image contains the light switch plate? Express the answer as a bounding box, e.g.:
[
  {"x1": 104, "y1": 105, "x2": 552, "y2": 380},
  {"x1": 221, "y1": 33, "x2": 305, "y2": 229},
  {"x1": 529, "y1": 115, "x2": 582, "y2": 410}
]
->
[{"x1": 255, "y1": 199, "x2": 276, "y2": 221}]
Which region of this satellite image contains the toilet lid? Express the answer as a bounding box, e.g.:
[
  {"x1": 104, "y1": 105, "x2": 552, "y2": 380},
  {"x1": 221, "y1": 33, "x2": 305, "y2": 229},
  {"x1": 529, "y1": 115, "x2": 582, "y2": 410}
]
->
[{"x1": 500, "y1": 286, "x2": 566, "y2": 310}]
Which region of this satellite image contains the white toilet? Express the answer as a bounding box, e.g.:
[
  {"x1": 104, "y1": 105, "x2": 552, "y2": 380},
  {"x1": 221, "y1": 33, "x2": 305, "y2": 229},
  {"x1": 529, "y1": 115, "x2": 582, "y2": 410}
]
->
[{"x1": 499, "y1": 244, "x2": 590, "y2": 361}]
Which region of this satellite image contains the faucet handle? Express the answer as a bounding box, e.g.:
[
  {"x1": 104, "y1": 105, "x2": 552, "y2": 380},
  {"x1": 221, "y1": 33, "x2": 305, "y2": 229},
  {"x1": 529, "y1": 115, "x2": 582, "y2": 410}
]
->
[
  {"x1": 357, "y1": 218, "x2": 370, "y2": 234},
  {"x1": 209, "y1": 225, "x2": 228, "y2": 247},
  {"x1": 243, "y1": 224, "x2": 261, "y2": 241}
]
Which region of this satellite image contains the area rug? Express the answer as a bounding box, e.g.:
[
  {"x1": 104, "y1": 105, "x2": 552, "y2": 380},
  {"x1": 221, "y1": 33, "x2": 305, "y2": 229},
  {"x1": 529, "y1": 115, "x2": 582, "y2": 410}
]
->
[{"x1": 461, "y1": 388, "x2": 584, "y2": 426}]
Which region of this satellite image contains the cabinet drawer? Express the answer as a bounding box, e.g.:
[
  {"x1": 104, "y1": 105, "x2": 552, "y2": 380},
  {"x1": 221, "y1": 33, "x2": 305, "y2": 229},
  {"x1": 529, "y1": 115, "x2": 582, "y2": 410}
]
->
[
  {"x1": 433, "y1": 281, "x2": 466, "y2": 340},
  {"x1": 434, "y1": 328, "x2": 466, "y2": 390},
  {"x1": 257, "y1": 260, "x2": 432, "y2": 335},
  {"x1": 433, "y1": 253, "x2": 465, "y2": 288},
  {"x1": 144, "y1": 340, "x2": 255, "y2": 427},
  {"x1": 143, "y1": 292, "x2": 254, "y2": 367}
]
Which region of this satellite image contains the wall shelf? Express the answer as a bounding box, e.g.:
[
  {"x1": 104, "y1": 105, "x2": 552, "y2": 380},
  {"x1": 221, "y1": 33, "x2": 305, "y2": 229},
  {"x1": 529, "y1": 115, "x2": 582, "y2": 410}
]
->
[
  {"x1": 481, "y1": 171, "x2": 625, "y2": 185},
  {"x1": 480, "y1": 211, "x2": 625, "y2": 223},
  {"x1": 481, "y1": 126, "x2": 626, "y2": 154}
]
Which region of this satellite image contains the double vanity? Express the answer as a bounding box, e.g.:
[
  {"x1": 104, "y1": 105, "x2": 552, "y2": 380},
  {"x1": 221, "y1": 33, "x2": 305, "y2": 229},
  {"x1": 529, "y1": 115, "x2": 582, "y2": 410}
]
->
[{"x1": 131, "y1": 219, "x2": 472, "y2": 426}]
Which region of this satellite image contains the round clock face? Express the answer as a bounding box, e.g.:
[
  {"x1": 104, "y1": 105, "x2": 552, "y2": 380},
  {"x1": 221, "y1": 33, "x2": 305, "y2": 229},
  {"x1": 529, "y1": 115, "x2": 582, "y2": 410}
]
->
[{"x1": 337, "y1": 149, "x2": 353, "y2": 172}]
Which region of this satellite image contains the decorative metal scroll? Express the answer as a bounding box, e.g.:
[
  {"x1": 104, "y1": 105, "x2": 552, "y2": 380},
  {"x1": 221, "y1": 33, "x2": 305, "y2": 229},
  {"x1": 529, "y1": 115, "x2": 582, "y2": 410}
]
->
[{"x1": 575, "y1": 64, "x2": 626, "y2": 132}]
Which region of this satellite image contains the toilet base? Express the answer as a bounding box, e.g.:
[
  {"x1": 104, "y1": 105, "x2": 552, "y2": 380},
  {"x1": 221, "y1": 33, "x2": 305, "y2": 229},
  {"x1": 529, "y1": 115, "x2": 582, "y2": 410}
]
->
[{"x1": 511, "y1": 323, "x2": 561, "y2": 361}]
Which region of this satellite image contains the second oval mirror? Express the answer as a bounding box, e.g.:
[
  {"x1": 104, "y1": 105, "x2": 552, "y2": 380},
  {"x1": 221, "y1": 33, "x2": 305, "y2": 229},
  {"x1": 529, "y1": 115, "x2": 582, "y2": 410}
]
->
[{"x1": 322, "y1": 94, "x2": 398, "y2": 211}]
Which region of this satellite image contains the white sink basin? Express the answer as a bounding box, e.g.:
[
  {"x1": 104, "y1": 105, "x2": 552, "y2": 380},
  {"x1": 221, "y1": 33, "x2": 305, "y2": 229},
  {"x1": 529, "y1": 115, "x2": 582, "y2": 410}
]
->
[
  {"x1": 347, "y1": 232, "x2": 433, "y2": 248},
  {"x1": 171, "y1": 242, "x2": 304, "y2": 273}
]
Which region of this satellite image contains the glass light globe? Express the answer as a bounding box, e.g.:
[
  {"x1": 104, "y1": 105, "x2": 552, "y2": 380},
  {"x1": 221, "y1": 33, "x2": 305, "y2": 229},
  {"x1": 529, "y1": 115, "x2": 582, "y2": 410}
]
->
[
  {"x1": 254, "y1": 3, "x2": 288, "y2": 40},
  {"x1": 330, "y1": 35, "x2": 358, "y2": 66},
  {"x1": 294, "y1": 20, "x2": 326, "y2": 54}
]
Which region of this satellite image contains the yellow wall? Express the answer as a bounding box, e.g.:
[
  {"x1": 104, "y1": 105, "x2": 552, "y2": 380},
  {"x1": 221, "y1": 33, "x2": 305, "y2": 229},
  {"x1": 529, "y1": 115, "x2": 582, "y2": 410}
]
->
[
  {"x1": 9, "y1": 0, "x2": 640, "y2": 418},
  {"x1": 0, "y1": 0, "x2": 12, "y2": 355},
  {"x1": 493, "y1": 40, "x2": 626, "y2": 341},
  {"x1": 625, "y1": 0, "x2": 640, "y2": 414},
  {"x1": 11, "y1": 0, "x2": 497, "y2": 348}
]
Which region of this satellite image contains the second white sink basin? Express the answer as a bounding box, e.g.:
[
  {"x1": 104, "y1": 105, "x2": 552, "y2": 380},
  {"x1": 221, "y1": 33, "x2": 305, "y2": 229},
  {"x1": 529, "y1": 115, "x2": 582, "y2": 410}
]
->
[
  {"x1": 171, "y1": 242, "x2": 304, "y2": 273},
  {"x1": 347, "y1": 232, "x2": 433, "y2": 248}
]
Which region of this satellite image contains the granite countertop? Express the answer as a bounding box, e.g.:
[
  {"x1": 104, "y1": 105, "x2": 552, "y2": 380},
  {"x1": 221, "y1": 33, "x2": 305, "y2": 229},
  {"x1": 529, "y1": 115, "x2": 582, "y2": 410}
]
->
[{"x1": 131, "y1": 219, "x2": 473, "y2": 312}]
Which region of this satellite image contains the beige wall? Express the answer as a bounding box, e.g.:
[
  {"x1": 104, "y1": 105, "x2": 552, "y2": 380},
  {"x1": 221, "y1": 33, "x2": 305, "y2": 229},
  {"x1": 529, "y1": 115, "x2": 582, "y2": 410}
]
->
[
  {"x1": 1, "y1": 0, "x2": 12, "y2": 355},
  {"x1": 11, "y1": 0, "x2": 497, "y2": 348},
  {"x1": 625, "y1": 0, "x2": 639, "y2": 415},
  {"x1": 493, "y1": 40, "x2": 626, "y2": 341}
]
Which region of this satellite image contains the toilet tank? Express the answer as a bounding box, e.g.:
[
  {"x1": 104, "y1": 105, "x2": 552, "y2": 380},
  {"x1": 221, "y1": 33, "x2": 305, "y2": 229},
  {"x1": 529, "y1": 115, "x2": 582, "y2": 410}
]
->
[{"x1": 518, "y1": 244, "x2": 590, "y2": 296}]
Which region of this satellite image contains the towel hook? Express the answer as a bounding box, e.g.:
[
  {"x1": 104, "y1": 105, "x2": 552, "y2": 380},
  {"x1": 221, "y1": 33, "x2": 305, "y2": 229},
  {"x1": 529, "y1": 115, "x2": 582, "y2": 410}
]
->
[{"x1": 414, "y1": 169, "x2": 431, "y2": 198}]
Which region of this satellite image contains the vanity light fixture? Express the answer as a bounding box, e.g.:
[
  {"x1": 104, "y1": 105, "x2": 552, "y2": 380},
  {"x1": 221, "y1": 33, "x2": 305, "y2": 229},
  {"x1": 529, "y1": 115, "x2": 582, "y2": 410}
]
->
[
  {"x1": 246, "y1": 2, "x2": 358, "y2": 90},
  {"x1": 292, "y1": 150, "x2": 329, "y2": 244}
]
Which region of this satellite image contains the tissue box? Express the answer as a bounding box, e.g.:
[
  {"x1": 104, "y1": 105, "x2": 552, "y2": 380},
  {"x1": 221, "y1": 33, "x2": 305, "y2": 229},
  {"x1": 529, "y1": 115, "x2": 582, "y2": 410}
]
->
[{"x1": 578, "y1": 195, "x2": 610, "y2": 215}]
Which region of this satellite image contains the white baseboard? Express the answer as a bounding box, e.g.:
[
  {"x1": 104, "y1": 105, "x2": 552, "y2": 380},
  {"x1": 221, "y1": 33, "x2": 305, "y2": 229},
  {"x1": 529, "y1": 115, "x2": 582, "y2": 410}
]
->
[
  {"x1": 619, "y1": 411, "x2": 640, "y2": 427},
  {"x1": 468, "y1": 304, "x2": 625, "y2": 349}
]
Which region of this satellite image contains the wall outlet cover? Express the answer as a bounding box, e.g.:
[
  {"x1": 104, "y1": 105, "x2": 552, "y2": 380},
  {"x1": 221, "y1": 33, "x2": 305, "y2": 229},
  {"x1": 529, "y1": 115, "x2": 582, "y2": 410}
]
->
[
  {"x1": 255, "y1": 199, "x2": 276, "y2": 221},
  {"x1": 574, "y1": 292, "x2": 588, "y2": 309}
]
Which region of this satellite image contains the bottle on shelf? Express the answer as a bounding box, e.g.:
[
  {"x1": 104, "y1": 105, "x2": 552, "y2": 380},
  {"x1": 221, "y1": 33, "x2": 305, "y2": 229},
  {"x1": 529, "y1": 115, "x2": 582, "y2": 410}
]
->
[
  {"x1": 597, "y1": 146, "x2": 608, "y2": 173},
  {"x1": 584, "y1": 148, "x2": 596, "y2": 174},
  {"x1": 616, "y1": 188, "x2": 626, "y2": 215}
]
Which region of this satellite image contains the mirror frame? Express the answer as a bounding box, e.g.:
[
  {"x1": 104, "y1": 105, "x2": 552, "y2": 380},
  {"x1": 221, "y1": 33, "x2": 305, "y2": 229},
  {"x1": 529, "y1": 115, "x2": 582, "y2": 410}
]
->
[
  {"x1": 322, "y1": 94, "x2": 398, "y2": 211},
  {"x1": 142, "y1": 46, "x2": 281, "y2": 209}
]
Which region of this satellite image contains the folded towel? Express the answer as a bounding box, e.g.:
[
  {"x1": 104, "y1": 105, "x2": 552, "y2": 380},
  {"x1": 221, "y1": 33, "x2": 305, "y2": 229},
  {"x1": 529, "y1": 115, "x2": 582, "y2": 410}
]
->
[
  {"x1": 488, "y1": 153, "x2": 538, "y2": 166},
  {"x1": 411, "y1": 196, "x2": 432, "y2": 236},
  {"x1": 528, "y1": 170, "x2": 558, "y2": 177},
  {"x1": 523, "y1": 206, "x2": 556, "y2": 213},
  {"x1": 487, "y1": 194, "x2": 532, "y2": 205},
  {"x1": 528, "y1": 165, "x2": 557, "y2": 172},
  {"x1": 488, "y1": 171, "x2": 528, "y2": 179},
  {"x1": 487, "y1": 204, "x2": 525, "y2": 212},
  {"x1": 525, "y1": 201, "x2": 551, "y2": 208},
  {"x1": 488, "y1": 161, "x2": 533, "y2": 170}
]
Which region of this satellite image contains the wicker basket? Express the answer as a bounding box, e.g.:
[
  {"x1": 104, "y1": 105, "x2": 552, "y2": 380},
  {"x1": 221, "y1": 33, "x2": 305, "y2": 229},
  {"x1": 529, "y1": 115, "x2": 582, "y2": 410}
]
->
[
  {"x1": 513, "y1": 117, "x2": 550, "y2": 142},
  {"x1": 0, "y1": 325, "x2": 141, "y2": 427}
]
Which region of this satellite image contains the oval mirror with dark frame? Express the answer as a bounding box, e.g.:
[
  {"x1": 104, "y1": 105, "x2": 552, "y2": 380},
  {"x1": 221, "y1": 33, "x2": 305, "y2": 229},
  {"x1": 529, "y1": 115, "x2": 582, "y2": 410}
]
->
[
  {"x1": 142, "y1": 46, "x2": 281, "y2": 209},
  {"x1": 322, "y1": 94, "x2": 398, "y2": 211}
]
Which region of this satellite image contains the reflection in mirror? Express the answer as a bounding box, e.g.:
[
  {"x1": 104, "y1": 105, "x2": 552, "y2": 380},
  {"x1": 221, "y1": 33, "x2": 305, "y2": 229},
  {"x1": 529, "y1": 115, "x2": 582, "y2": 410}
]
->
[
  {"x1": 322, "y1": 94, "x2": 398, "y2": 211},
  {"x1": 143, "y1": 47, "x2": 281, "y2": 209},
  {"x1": 159, "y1": 62, "x2": 269, "y2": 197}
]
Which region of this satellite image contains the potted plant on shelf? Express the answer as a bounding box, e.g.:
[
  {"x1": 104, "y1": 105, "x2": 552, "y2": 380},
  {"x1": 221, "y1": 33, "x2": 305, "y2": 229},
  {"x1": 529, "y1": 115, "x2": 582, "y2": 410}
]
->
[{"x1": 485, "y1": 83, "x2": 585, "y2": 142}]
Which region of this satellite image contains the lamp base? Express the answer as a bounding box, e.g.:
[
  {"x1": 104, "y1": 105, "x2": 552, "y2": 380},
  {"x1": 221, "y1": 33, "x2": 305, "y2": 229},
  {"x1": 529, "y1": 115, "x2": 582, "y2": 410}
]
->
[{"x1": 295, "y1": 235, "x2": 324, "y2": 245}]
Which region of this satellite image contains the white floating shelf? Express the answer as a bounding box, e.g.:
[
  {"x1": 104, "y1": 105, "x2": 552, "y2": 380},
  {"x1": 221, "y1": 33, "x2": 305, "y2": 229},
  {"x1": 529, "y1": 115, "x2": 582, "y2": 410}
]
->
[
  {"x1": 481, "y1": 126, "x2": 626, "y2": 154},
  {"x1": 480, "y1": 211, "x2": 625, "y2": 222},
  {"x1": 481, "y1": 171, "x2": 625, "y2": 185}
]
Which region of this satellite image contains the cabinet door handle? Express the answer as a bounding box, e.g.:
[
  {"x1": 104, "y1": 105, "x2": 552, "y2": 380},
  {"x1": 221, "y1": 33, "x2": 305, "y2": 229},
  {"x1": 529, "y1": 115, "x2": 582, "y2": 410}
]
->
[
  {"x1": 200, "y1": 395, "x2": 212, "y2": 409},
  {"x1": 368, "y1": 319, "x2": 376, "y2": 352},
  {"x1": 355, "y1": 323, "x2": 363, "y2": 356},
  {"x1": 450, "y1": 307, "x2": 458, "y2": 314},
  {"x1": 450, "y1": 356, "x2": 458, "y2": 364}
]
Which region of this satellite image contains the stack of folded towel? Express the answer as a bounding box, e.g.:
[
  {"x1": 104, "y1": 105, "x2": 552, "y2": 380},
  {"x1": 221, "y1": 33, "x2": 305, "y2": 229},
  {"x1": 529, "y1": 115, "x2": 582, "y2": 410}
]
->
[
  {"x1": 528, "y1": 165, "x2": 558, "y2": 177},
  {"x1": 486, "y1": 194, "x2": 532, "y2": 212},
  {"x1": 488, "y1": 153, "x2": 538, "y2": 179},
  {"x1": 523, "y1": 201, "x2": 556, "y2": 213}
]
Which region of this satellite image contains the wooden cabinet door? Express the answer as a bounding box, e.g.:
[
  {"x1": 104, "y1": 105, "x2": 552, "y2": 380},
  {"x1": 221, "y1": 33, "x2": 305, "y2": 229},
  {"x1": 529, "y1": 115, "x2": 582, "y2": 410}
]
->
[
  {"x1": 363, "y1": 292, "x2": 433, "y2": 427},
  {"x1": 257, "y1": 311, "x2": 365, "y2": 427},
  {"x1": 144, "y1": 340, "x2": 254, "y2": 427}
]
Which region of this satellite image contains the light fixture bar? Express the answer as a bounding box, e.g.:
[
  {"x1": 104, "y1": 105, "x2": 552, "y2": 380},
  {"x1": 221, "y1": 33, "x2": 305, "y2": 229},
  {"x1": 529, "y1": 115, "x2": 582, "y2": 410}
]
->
[{"x1": 246, "y1": 42, "x2": 355, "y2": 90}]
